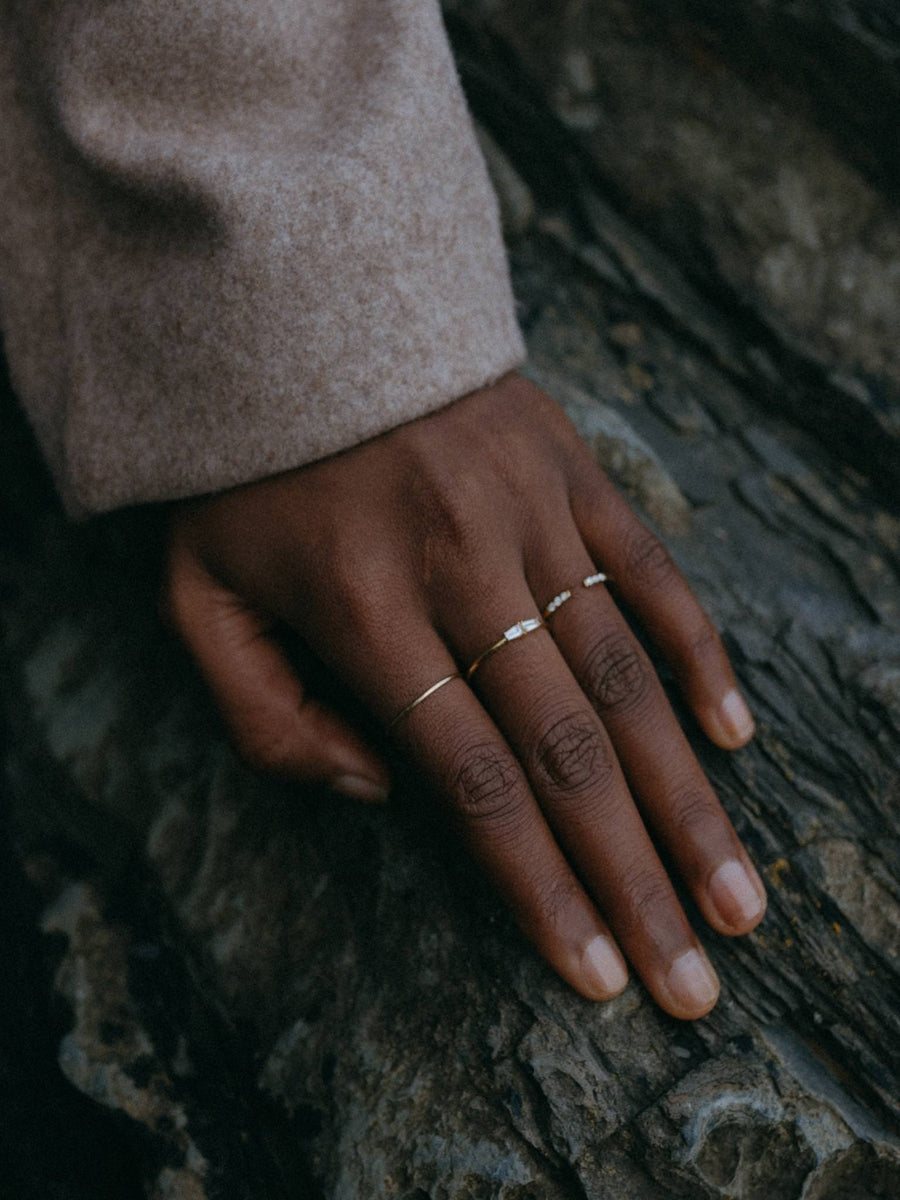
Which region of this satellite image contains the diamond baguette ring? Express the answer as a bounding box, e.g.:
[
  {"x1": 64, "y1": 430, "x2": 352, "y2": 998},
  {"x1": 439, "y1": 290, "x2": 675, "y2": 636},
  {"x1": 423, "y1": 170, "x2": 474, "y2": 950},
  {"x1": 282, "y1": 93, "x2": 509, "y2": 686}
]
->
[{"x1": 466, "y1": 617, "x2": 545, "y2": 681}]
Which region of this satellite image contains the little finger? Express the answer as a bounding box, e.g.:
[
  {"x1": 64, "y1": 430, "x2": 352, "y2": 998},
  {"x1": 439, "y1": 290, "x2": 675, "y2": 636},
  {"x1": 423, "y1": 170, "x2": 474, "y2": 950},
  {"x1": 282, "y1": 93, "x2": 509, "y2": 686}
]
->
[
  {"x1": 570, "y1": 472, "x2": 755, "y2": 749},
  {"x1": 535, "y1": 552, "x2": 766, "y2": 936}
]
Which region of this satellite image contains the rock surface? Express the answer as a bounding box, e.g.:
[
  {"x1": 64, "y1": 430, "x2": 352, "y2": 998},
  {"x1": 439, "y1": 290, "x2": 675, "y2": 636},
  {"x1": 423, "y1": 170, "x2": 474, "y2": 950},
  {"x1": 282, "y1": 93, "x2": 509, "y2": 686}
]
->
[
  {"x1": 446, "y1": 0, "x2": 900, "y2": 494},
  {"x1": 3, "y1": 3, "x2": 900, "y2": 1196}
]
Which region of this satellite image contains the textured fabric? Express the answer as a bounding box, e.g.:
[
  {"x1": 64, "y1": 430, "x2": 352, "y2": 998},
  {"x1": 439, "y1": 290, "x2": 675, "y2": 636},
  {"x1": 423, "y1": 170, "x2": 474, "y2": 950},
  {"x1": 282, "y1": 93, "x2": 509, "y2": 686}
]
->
[{"x1": 0, "y1": 0, "x2": 525, "y2": 515}]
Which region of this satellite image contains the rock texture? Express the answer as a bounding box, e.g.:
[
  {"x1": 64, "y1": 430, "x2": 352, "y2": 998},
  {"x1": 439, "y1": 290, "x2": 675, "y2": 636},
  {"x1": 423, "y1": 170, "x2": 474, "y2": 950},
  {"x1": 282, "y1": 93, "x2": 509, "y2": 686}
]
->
[
  {"x1": 3, "y1": 2, "x2": 900, "y2": 1196},
  {"x1": 446, "y1": 0, "x2": 900, "y2": 494}
]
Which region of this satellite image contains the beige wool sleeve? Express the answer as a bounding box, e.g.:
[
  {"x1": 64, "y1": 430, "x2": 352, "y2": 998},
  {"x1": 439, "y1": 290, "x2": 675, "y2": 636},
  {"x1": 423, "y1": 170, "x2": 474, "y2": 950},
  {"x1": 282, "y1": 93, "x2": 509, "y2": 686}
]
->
[{"x1": 0, "y1": 0, "x2": 525, "y2": 515}]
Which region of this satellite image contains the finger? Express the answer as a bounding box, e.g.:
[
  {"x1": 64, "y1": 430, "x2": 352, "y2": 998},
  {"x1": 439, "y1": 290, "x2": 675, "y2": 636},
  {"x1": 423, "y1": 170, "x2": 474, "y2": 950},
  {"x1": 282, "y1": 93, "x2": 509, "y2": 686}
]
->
[
  {"x1": 441, "y1": 577, "x2": 720, "y2": 1019},
  {"x1": 533, "y1": 546, "x2": 766, "y2": 937},
  {"x1": 165, "y1": 544, "x2": 390, "y2": 800},
  {"x1": 324, "y1": 600, "x2": 628, "y2": 1002},
  {"x1": 570, "y1": 470, "x2": 755, "y2": 749},
  {"x1": 292, "y1": 574, "x2": 628, "y2": 1001},
  {"x1": 393, "y1": 667, "x2": 629, "y2": 1003}
]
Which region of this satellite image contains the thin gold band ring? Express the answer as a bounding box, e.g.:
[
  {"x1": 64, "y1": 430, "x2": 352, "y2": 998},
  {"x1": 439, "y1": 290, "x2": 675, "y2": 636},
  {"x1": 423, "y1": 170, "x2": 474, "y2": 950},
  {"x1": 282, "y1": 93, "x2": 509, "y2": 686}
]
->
[
  {"x1": 389, "y1": 573, "x2": 609, "y2": 729},
  {"x1": 387, "y1": 673, "x2": 461, "y2": 733}
]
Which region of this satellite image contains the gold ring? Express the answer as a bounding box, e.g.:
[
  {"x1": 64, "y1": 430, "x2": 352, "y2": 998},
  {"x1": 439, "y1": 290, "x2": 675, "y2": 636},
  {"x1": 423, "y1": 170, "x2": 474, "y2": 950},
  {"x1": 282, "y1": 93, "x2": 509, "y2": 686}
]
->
[
  {"x1": 466, "y1": 617, "x2": 544, "y2": 681},
  {"x1": 388, "y1": 673, "x2": 461, "y2": 732},
  {"x1": 541, "y1": 572, "x2": 609, "y2": 620}
]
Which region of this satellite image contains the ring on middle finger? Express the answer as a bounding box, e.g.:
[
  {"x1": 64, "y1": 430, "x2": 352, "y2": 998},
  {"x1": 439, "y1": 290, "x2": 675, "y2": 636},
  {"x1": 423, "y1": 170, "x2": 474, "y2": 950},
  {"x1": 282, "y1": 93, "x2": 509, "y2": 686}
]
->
[{"x1": 466, "y1": 617, "x2": 545, "y2": 681}]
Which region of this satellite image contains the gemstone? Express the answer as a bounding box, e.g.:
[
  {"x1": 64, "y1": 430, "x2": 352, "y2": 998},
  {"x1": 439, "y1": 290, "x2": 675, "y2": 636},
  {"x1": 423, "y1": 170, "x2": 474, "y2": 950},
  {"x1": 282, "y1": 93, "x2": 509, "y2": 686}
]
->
[{"x1": 546, "y1": 590, "x2": 571, "y2": 614}]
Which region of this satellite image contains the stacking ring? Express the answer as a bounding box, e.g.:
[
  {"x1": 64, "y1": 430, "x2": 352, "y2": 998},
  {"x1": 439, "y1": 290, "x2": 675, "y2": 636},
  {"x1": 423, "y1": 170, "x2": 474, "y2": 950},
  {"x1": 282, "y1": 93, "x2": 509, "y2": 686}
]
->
[
  {"x1": 387, "y1": 673, "x2": 461, "y2": 732},
  {"x1": 389, "y1": 573, "x2": 609, "y2": 727},
  {"x1": 541, "y1": 571, "x2": 609, "y2": 620},
  {"x1": 466, "y1": 617, "x2": 544, "y2": 681}
]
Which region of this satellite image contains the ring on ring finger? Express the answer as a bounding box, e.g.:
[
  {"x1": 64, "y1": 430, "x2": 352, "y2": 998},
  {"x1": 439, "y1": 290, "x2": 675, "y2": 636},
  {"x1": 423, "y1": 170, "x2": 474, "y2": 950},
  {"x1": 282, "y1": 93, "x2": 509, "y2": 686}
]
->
[{"x1": 541, "y1": 572, "x2": 610, "y2": 621}]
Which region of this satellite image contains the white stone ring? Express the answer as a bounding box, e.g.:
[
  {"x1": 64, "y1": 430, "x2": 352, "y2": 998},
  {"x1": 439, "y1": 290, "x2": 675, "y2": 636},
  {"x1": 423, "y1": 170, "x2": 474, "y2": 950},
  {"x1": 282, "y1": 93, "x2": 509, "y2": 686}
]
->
[
  {"x1": 465, "y1": 617, "x2": 545, "y2": 681},
  {"x1": 541, "y1": 572, "x2": 609, "y2": 620}
]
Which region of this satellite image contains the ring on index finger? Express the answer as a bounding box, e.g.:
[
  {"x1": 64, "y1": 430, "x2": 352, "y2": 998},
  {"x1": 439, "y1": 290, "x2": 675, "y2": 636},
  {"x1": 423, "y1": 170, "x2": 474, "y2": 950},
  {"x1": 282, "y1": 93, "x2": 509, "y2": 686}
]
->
[{"x1": 388, "y1": 672, "x2": 462, "y2": 732}]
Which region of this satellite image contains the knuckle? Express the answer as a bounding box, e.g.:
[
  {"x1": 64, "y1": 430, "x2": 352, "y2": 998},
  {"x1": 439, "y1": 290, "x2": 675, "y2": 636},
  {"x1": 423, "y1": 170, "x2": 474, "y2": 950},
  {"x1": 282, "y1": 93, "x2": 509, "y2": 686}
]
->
[
  {"x1": 325, "y1": 542, "x2": 374, "y2": 607},
  {"x1": 324, "y1": 546, "x2": 392, "y2": 639},
  {"x1": 234, "y1": 714, "x2": 298, "y2": 776},
  {"x1": 532, "y1": 709, "x2": 613, "y2": 796},
  {"x1": 669, "y1": 787, "x2": 721, "y2": 842},
  {"x1": 686, "y1": 622, "x2": 723, "y2": 665},
  {"x1": 531, "y1": 870, "x2": 585, "y2": 932},
  {"x1": 583, "y1": 632, "x2": 652, "y2": 716},
  {"x1": 450, "y1": 743, "x2": 523, "y2": 827},
  {"x1": 414, "y1": 465, "x2": 489, "y2": 564},
  {"x1": 619, "y1": 862, "x2": 673, "y2": 927},
  {"x1": 624, "y1": 526, "x2": 676, "y2": 589}
]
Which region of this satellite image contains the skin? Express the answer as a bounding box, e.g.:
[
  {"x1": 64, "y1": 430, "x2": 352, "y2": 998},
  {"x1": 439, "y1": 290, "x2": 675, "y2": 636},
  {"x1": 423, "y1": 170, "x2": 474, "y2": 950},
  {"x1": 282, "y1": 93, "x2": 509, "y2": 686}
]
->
[{"x1": 165, "y1": 372, "x2": 766, "y2": 1019}]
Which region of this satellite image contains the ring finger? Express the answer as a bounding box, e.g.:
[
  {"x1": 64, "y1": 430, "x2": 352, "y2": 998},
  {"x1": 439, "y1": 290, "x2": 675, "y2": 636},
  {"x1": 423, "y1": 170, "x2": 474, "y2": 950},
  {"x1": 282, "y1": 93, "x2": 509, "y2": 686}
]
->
[
  {"x1": 530, "y1": 543, "x2": 766, "y2": 937},
  {"x1": 437, "y1": 572, "x2": 721, "y2": 1019}
]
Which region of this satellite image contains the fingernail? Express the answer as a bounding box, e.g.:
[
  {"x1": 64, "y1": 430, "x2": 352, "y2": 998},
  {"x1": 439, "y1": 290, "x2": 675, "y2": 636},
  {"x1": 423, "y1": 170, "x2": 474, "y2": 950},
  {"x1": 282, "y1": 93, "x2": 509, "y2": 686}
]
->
[
  {"x1": 709, "y1": 859, "x2": 766, "y2": 927},
  {"x1": 666, "y1": 948, "x2": 719, "y2": 1015},
  {"x1": 331, "y1": 774, "x2": 390, "y2": 803},
  {"x1": 582, "y1": 935, "x2": 628, "y2": 998},
  {"x1": 720, "y1": 689, "x2": 755, "y2": 744}
]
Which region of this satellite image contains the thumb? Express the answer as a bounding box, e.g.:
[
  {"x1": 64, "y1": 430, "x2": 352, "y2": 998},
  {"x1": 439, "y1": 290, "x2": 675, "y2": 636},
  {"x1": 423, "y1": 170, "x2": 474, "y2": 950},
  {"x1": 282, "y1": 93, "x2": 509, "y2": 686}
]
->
[{"x1": 164, "y1": 544, "x2": 390, "y2": 801}]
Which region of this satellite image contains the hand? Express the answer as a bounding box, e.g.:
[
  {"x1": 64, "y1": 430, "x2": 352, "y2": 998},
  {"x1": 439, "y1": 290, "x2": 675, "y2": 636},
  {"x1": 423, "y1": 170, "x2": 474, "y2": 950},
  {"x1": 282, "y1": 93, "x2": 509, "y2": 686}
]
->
[{"x1": 165, "y1": 372, "x2": 765, "y2": 1018}]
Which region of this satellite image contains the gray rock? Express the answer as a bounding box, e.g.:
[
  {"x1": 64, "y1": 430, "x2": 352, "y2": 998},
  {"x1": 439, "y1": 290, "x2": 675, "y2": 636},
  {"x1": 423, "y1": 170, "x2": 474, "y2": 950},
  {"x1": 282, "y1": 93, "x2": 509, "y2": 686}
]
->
[
  {"x1": 524, "y1": 366, "x2": 693, "y2": 534},
  {"x1": 476, "y1": 124, "x2": 535, "y2": 239},
  {"x1": 448, "y1": 0, "x2": 900, "y2": 491}
]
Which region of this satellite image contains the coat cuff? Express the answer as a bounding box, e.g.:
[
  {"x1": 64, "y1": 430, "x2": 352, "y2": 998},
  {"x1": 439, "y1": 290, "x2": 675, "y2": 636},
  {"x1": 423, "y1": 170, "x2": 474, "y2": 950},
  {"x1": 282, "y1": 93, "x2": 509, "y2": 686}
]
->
[{"x1": 0, "y1": 0, "x2": 525, "y2": 516}]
